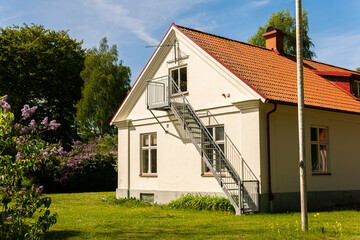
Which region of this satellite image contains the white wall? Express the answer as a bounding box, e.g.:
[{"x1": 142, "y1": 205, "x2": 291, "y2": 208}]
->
[{"x1": 268, "y1": 105, "x2": 360, "y2": 194}]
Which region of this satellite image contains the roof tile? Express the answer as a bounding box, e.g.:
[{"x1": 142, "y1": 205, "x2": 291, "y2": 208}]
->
[{"x1": 176, "y1": 25, "x2": 360, "y2": 114}]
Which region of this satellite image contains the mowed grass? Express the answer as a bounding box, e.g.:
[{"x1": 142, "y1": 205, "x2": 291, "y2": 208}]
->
[{"x1": 46, "y1": 192, "x2": 360, "y2": 239}]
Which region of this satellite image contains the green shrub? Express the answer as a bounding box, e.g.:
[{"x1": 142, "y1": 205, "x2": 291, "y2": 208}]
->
[
  {"x1": 0, "y1": 96, "x2": 57, "y2": 239},
  {"x1": 30, "y1": 135, "x2": 117, "y2": 193},
  {"x1": 168, "y1": 194, "x2": 235, "y2": 213}
]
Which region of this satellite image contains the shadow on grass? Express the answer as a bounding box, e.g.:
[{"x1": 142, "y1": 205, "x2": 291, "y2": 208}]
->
[{"x1": 46, "y1": 230, "x2": 81, "y2": 239}]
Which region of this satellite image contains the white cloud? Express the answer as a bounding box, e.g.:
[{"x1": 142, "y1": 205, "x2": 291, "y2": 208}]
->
[
  {"x1": 314, "y1": 31, "x2": 360, "y2": 71},
  {"x1": 249, "y1": 0, "x2": 270, "y2": 7},
  {"x1": 82, "y1": 0, "x2": 210, "y2": 45}
]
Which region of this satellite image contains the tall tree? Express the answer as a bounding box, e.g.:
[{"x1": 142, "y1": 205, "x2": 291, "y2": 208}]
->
[
  {"x1": 75, "y1": 38, "x2": 131, "y2": 140},
  {"x1": 248, "y1": 9, "x2": 315, "y2": 59},
  {"x1": 0, "y1": 24, "x2": 85, "y2": 150}
]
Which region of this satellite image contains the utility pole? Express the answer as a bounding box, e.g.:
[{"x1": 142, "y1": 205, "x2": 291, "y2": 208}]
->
[{"x1": 296, "y1": 0, "x2": 308, "y2": 231}]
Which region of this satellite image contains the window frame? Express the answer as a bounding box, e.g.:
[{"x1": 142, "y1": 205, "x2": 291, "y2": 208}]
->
[
  {"x1": 140, "y1": 133, "x2": 157, "y2": 176},
  {"x1": 202, "y1": 125, "x2": 225, "y2": 175},
  {"x1": 169, "y1": 65, "x2": 187, "y2": 94},
  {"x1": 352, "y1": 80, "x2": 360, "y2": 98},
  {"x1": 310, "y1": 126, "x2": 330, "y2": 174}
]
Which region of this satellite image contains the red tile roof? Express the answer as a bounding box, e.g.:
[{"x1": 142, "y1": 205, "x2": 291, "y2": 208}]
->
[{"x1": 175, "y1": 25, "x2": 360, "y2": 114}]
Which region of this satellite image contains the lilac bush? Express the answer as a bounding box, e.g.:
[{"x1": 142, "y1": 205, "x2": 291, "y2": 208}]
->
[
  {"x1": 31, "y1": 135, "x2": 117, "y2": 193},
  {"x1": 0, "y1": 95, "x2": 58, "y2": 239}
]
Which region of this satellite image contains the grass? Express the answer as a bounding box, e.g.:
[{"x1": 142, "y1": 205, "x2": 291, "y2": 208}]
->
[{"x1": 46, "y1": 192, "x2": 360, "y2": 239}]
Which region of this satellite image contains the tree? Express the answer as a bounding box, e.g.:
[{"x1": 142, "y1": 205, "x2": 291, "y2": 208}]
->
[
  {"x1": 0, "y1": 24, "x2": 85, "y2": 150},
  {"x1": 248, "y1": 9, "x2": 315, "y2": 59},
  {"x1": 75, "y1": 38, "x2": 131, "y2": 140},
  {"x1": 356, "y1": 67, "x2": 360, "y2": 72}
]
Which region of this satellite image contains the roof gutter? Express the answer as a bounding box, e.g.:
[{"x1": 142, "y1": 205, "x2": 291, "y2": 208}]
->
[{"x1": 266, "y1": 102, "x2": 277, "y2": 202}]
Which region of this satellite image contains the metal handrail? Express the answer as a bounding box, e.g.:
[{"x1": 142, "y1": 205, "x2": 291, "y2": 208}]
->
[
  {"x1": 205, "y1": 111, "x2": 258, "y2": 181},
  {"x1": 169, "y1": 78, "x2": 240, "y2": 181}
]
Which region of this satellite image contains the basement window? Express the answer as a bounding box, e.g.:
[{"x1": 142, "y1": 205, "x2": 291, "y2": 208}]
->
[
  {"x1": 140, "y1": 193, "x2": 154, "y2": 202},
  {"x1": 170, "y1": 66, "x2": 187, "y2": 94},
  {"x1": 352, "y1": 80, "x2": 360, "y2": 98},
  {"x1": 311, "y1": 127, "x2": 329, "y2": 173}
]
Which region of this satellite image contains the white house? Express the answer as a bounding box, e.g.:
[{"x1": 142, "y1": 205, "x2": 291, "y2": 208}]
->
[{"x1": 110, "y1": 24, "x2": 360, "y2": 214}]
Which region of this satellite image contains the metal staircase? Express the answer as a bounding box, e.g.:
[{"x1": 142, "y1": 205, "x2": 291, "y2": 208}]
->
[{"x1": 146, "y1": 76, "x2": 259, "y2": 215}]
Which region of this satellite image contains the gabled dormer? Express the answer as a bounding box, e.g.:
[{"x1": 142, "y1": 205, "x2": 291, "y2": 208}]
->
[{"x1": 312, "y1": 70, "x2": 360, "y2": 99}]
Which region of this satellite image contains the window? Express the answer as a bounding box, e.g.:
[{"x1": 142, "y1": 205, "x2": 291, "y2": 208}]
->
[
  {"x1": 310, "y1": 127, "x2": 329, "y2": 173},
  {"x1": 203, "y1": 125, "x2": 225, "y2": 174},
  {"x1": 140, "y1": 193, "x2": 154, "y2": 202},
  {"x1": 141, "y1": 133, "x2": 157, "y2": 174},
  {"x1": 352, "y1": 80, "x2": 360, "y2": 98},
  {"x1": 170, "y1": 66, "x2": 187, "y2": 94}
]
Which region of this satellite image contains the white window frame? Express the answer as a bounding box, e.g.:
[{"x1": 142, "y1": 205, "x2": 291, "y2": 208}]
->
[
  {"x1": 202, "y1": 125, "x2": 225, "y2": 175},
  {"x1": 140, "y1": 133, "x2": 157, "y2": 175},
  {"x1": 170, "y1": 66, "x2": 187, "y2": 94},
  {"x1": 310, "y1": 126, "x2": 330, "y2": 173}
]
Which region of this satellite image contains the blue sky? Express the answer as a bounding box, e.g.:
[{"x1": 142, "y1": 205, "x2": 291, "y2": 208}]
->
[{"x1": 1, "y1": 0, "x2": 359, "y2": 83}]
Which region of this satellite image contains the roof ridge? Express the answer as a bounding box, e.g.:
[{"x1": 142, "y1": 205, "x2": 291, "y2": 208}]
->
[
  {"x1": 175, "y1": 24, "x2": 276, "y2": 53},
  {"x1": 304, "y1": 57, "x2": 360, "y2": 74}
]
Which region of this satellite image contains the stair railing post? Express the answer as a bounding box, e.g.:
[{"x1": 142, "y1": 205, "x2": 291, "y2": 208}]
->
[
  {"x1": 167, "y1": 76, "x2": 170, "y2": 107},
  {"x1": 239, "y1": 179, "x2": 243, "y2": 214}
]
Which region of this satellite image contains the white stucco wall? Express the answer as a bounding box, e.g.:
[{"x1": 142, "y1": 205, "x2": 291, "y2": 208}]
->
[
  {"x1": 268, "y1": 104, "x2": 360, "y2": 194},
  {"x1": 114, "y1": 28, "x2": 263, "y2": 203}
]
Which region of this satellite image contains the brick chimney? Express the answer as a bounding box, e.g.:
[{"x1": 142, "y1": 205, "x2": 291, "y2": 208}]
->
[{"x1": 261, "y1": 26, "x2": 286, "y2": 54}]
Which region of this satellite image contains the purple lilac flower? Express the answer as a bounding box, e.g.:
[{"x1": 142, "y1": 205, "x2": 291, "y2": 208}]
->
[
  {"x1": 58, "y1": 147, "x2": 67, "y2": 156},
  {"x1": 49, "y1": 120, "x2": 61, "y2": 130},
  {"x1": 41, "y1": 117, "x2": 49, "y2": 127},
  {"x1": 37, "y1": 186, "x2": 44, "y2": 195},
  {"x1": 0, "y1": 95, "x2": 11, "y2": 113},
  {"x1": 14, "y1": 123, "x2": 21, "y2": 130},
  {"x1": 21, "y1": 126, "x2": 29, "y2": 134},
  {"x1": 29, "y1": 119, "x2": 37, "y2": 130},
  {"x1": 42, "y1": 221, "x2": 50, "y2": 227},
  {"x1": 21, "y1": 104, "x2": 38, "y2": 119},
  {"x1": 50, "y1": 147, "x2": 58, "y2": 155},
  {"x1": 16, "y1": 136, "x2": 24, "y2": 145},
  {"x1": 42, "y1": 152, "x2": 49, "y2": 158},
  {"x1": 16, "y1": 152, "x2": 23, "y2": 160},
  {"x1": 6, "y1": 216, "x2": 12, "y2": 222}
]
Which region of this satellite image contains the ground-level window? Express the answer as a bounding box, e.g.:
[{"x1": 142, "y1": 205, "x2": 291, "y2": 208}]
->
[
  {"x1": 311, "y1": 127, "x2": 329, "y2": 173},
  {"x1": 140, "y1": 193, "x2": 154, "y2": 202},
  {"x1": 202, "y1": 125, "x2": 225, "y2": 174},
  {"x1": 141, "y1": 133, "x2": 157, "y2": 174},
  {"x1": 170, "y1": 66, "x2": 187, "y2": 94},
  {"x1": 352, "y1": 80, "x2": 360, "y2": 98}
]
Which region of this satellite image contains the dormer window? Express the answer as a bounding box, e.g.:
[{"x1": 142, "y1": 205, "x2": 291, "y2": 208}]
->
[
  {"x1": 170, "y1": 66, "x2": 187, "y2": 94},
  {"x1": 352, "y1": 80, "x2": 360, "y2": 98}
]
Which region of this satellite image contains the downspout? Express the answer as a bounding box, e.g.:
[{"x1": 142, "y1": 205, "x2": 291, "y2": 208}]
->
[
  {"x1": 127, "y1": 120, "x2": 131, "y2": 198},
  {"x1": 266, "y1": 102, "x2": 277, "y2": 205}
]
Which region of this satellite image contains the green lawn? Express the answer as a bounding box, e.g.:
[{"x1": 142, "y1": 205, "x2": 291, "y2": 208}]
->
[{"x1": 46, "y1": 192, "x2": 360, "y2": 239}]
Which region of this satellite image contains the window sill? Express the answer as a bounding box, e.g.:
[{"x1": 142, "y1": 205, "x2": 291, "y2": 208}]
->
[
  {"x1": 201, "y1": 174, "x2": 226, "y2": 177},
  {"x1": 170, "y1": 91, "x2": 189, "y2": 98},
  {"x1": 312, "y1": 172, "x2": 331, "y2": 176},
  {"x1": 139, "y1": 174, "x2": 158, "y2": 177}
]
